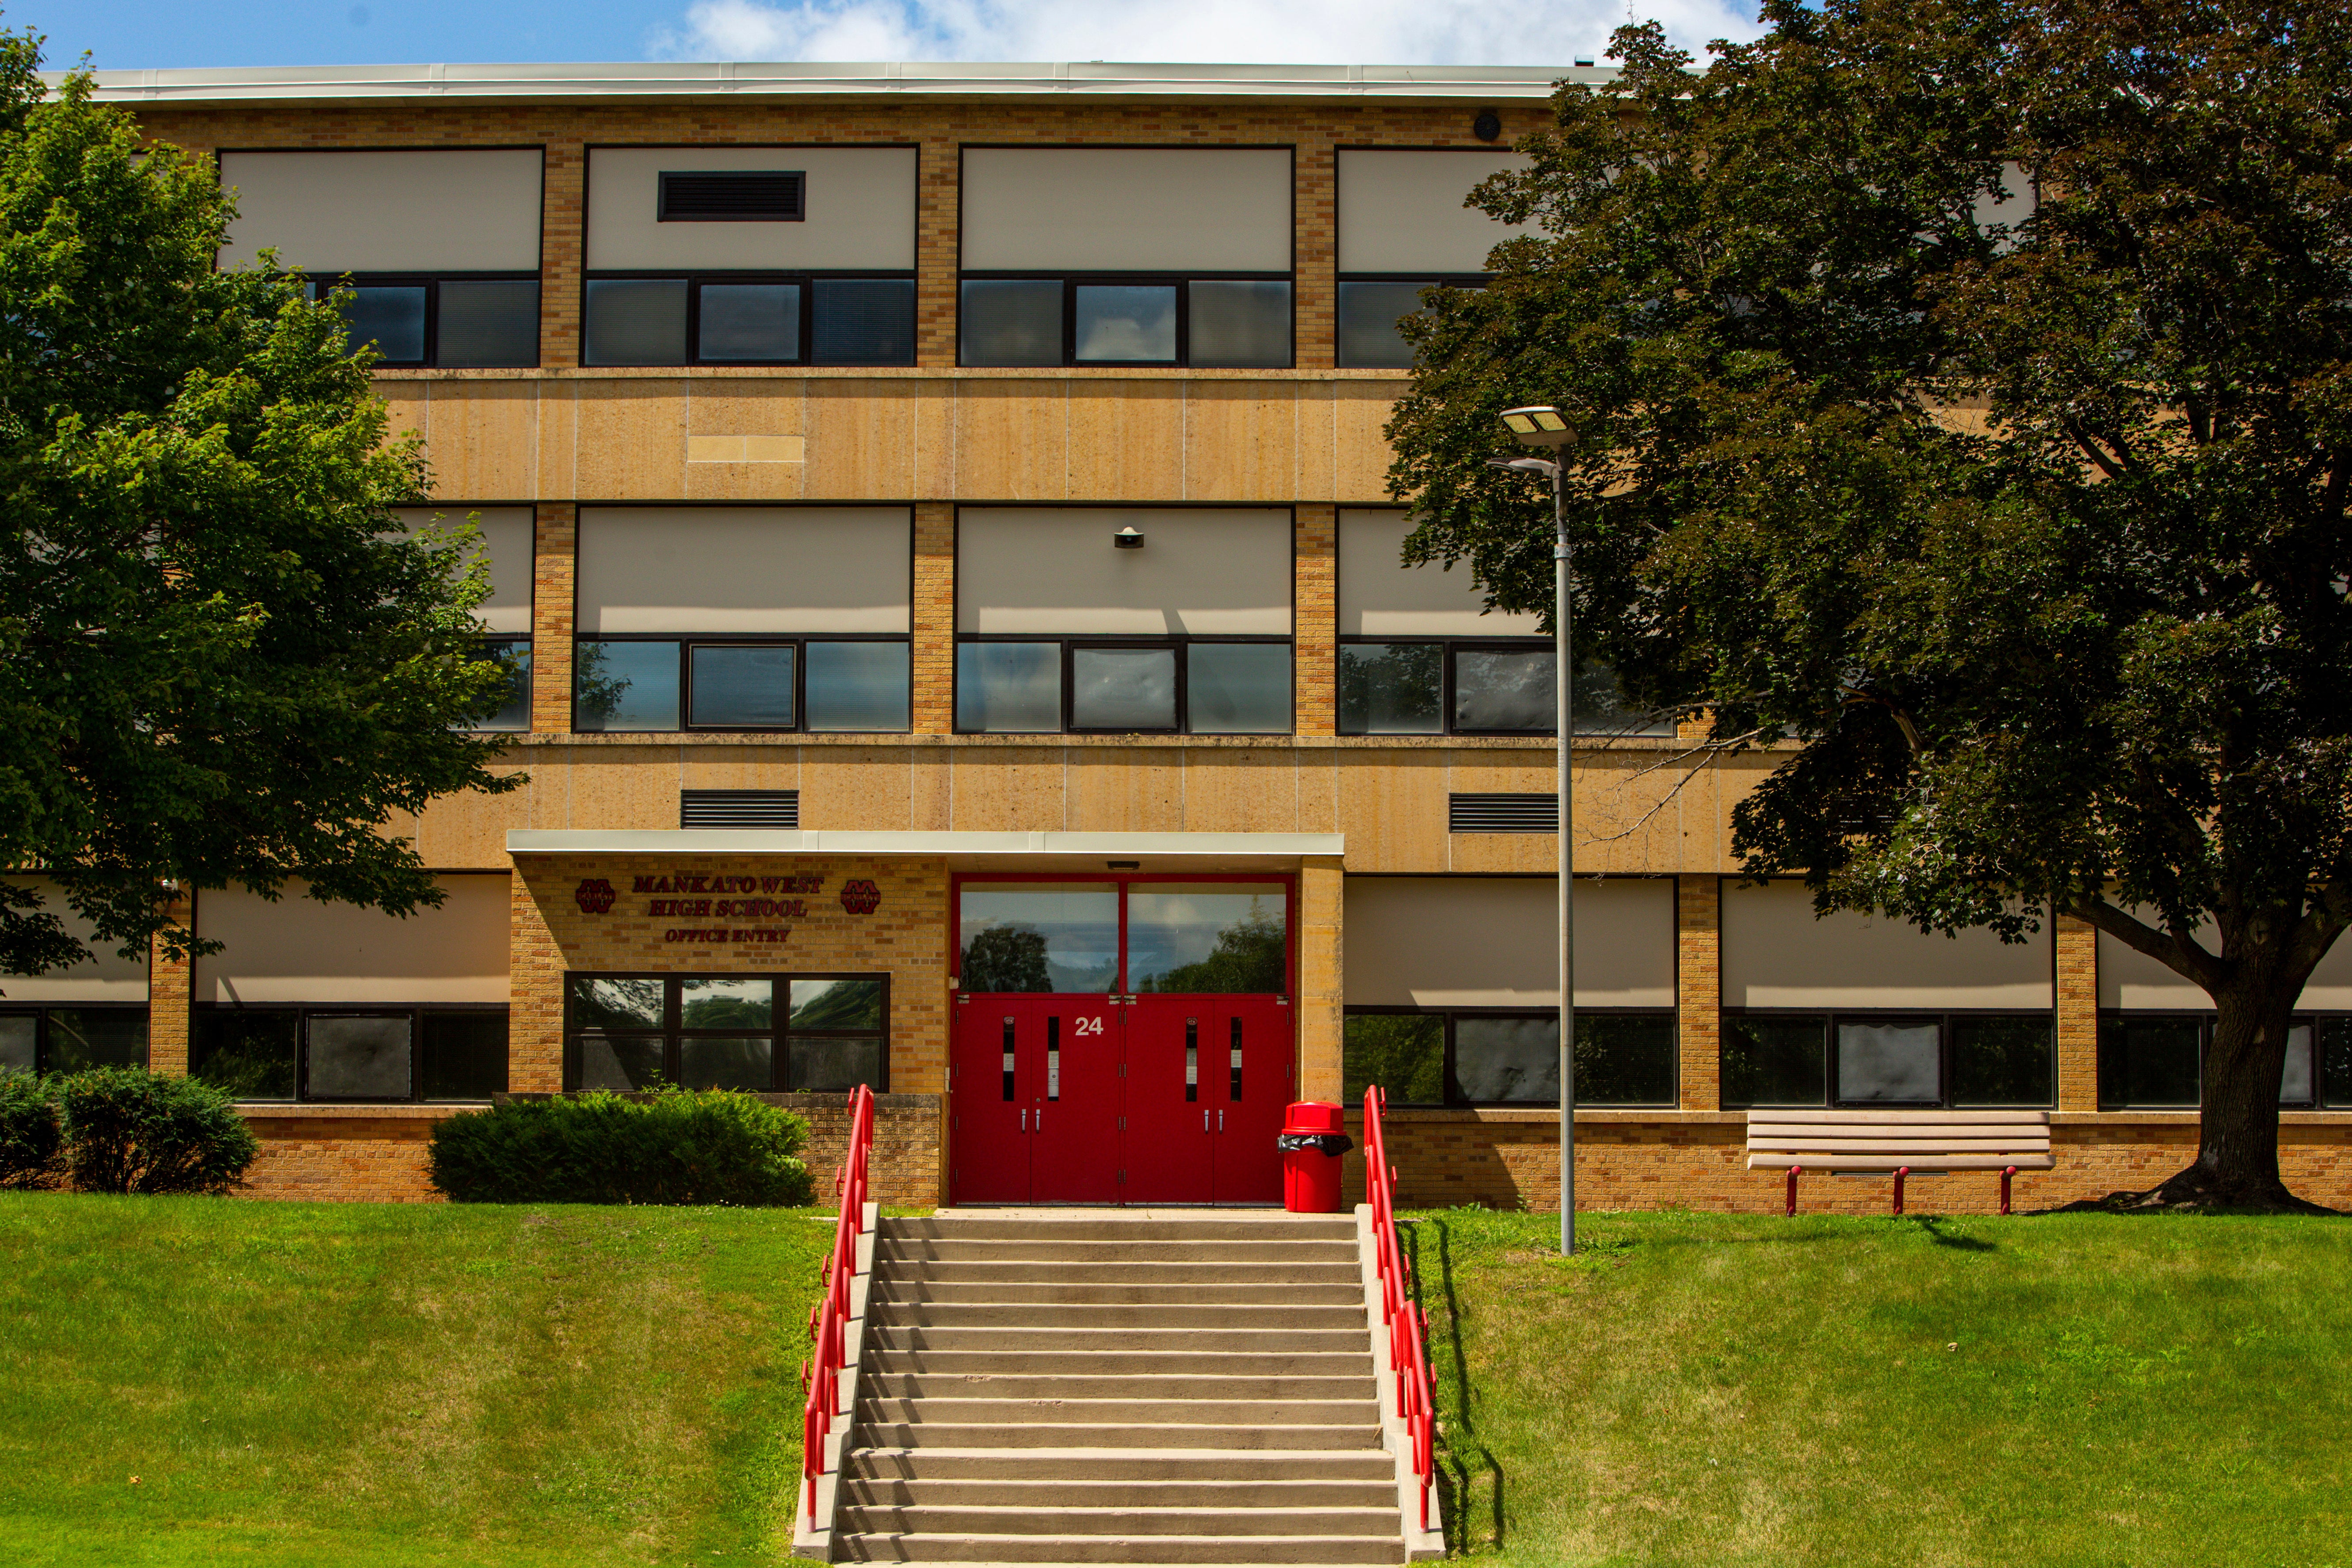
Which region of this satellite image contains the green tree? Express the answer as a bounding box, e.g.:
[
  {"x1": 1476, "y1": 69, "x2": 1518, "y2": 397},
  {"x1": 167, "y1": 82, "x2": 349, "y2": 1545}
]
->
[
  {"x1": 1136, "y1": 903, "x2": 1288, "y2": 994},
  {"x1": 1387, "y1": 0, "x2": 2352, "y2": 1209},
  {"x1": 0, "y1": 32, "x2": 521, "y2": 982},
  {"x1": 960, "y1": 924, "x2": 1053, "y2": 993}
]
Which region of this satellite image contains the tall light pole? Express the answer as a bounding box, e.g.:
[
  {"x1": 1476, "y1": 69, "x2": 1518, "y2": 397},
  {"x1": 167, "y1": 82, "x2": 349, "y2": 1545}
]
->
[{"x1": 1493, "y1": 404, "x2": 1576, "y2": 1256}]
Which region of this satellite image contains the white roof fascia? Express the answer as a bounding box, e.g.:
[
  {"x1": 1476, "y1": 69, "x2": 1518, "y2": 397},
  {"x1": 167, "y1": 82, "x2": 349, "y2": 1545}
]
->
[
  {"x1": 507, "y1": 829, "x2": 1344, "y2": 857},
  {"x1": 61, "y1": 61, "x2": 1610, "y2": 107}
]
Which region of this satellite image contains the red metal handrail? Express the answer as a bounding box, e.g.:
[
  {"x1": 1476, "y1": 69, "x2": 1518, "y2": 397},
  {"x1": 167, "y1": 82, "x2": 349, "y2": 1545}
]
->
[
  {"x1": 802, "y1": 1083, "x2": 876, "y2": 1525},
  {"x1": 1363, "y1": 1085, "x2": 1436, "y2": 1532}
]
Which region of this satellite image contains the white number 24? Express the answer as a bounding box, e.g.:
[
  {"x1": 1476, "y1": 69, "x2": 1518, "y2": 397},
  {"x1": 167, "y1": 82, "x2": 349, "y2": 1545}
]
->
[{"x1": 1073, "y1": 1016, "x2": 1106, "y2": 1036}]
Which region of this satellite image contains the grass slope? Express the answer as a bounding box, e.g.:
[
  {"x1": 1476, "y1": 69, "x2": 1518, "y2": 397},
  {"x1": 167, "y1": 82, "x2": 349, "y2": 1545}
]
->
[
  {"x1": 0, "y1": 1195, "x2": 828, "y2": 1568},
  {"x1": 1416, "y1": 1208, "x2": 2352, "y2": 1568}
]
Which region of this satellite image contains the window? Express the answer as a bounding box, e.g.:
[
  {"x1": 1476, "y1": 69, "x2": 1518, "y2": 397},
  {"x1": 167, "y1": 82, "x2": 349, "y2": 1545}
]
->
[
  {"x1": 2098, "y1": 1013, "x2": 2348, "y2": 1109},
  {"x1": 581, "y1": 274, "x2": 914, "y2": 366},
  {"x1": 314, "y1": 276, "x2": 540, "y2": 368},
  {"x1": 959, "y1": 276, "x2": 1291, "y2": 368},
  {"x1": 1721, "y1": 1012, "x2": 2055, "y2": 1109},
  {"x1": 189, "y1": 1006, "x2": 507, "y2": 1103},
  {"x1": 957, "y1": 879, "x2": 1289, "y2": 996},
  {"x1": 1338, "y1": 640, "x2": 1667, "y2": 736},
  {"x1": 565, "y1": 973, "x2": 887, "y2": 1093},
  {"x1": 1335, "y1": 277, "x2": 1482, "y2": 369},
  {"x1": 955, "y1": 638, "x2": 1291, "y2": 734},
  {"x1": 1342, "y1": 1008, "x2": 1675, "y2": 1107},
  {"x1": 0, "y1": 1006, "x2": 149, "y2": 1076},
  {"x1": 574, "y1": 637, "x2": 910, "y2": 732}
]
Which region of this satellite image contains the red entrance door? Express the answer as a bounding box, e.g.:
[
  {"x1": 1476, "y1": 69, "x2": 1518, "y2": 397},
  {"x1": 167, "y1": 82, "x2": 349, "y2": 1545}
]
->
[
  {"x1": 951, "y1": 997, "x2": 1122, "y2": 1202},
  {"x1": 1122, "y1": 995, "x2": 1291, "y2": 1204}
]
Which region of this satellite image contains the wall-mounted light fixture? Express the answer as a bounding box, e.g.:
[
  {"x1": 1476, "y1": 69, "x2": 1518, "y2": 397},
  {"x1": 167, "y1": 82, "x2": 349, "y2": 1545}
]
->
[
  {"x1": 1473, "y1": 109, "x2": 1502, "y2": 142},
  {"x1": 1113, "y1": 526, "x2": 1145, "y2": 550}
]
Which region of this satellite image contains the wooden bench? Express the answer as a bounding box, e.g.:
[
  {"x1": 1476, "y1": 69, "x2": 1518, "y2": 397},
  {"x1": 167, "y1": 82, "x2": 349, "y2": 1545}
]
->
[{"x1": 1746, "y1": 1109, "x2": 2054, "y2": 1214}]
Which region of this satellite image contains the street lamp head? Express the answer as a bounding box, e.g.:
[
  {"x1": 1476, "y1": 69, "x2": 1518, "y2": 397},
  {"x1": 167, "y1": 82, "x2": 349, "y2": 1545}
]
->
[{"x1": 1499, "y1": 404, "x2": 1573, "y2": 447}]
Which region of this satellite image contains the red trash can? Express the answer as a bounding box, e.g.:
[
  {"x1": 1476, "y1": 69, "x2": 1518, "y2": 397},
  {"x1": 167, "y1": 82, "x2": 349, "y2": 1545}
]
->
[{"x1": 1279, "y1": 1101, "x2": 1354, "y2": 1213}]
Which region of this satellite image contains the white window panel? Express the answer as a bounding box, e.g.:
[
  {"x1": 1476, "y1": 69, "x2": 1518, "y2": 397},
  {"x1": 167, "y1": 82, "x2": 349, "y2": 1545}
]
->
[
  {"x1": 956, "y1": 508, "x2": 1291, "y2": 636},
  {"x1": 396, "y1": 507, "x2": 534, "y2": 635},
  {"x1": 1336, "y1": 149, "x2": 1530, "y2": 274},
  {"x1": 576, "y1": 507, "x2": 912, "y2": 634},
  {"x1": 218, "y1": 149, "x2": 543, "y2": 273},
  {"x1": 585, "y1": 146, "x2": 917, "y2": 271},
  {"x1": 193, "y1": 876, "x2": 510, "y2": 1004},
  {"x1": 1339, "y1": 508, "x2": 1539, "y2": 636},
  {"x1": 960, "y1": 148, "x2": 1291, "y2": 272},
  {"x1": 1344, "y1": 876, "x2": 1673, "y2": 1008},
  {"x1": 1722, "y1": 880, "x2": 2051, "y2": 1010}
]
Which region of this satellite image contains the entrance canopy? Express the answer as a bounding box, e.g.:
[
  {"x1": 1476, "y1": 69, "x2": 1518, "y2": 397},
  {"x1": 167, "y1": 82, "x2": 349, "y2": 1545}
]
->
[{"x1": 507, "y1": 830, "x2": 1344, "y2": 872}]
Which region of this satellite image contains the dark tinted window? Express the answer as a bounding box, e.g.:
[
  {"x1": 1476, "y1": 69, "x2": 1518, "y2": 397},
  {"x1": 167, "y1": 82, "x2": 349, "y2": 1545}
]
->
[
  {"x1": 421, "y1": 1012, "x2": 509, "y2": 1100},
  {"x1": 436, "y1": 280, "x2": 540, "y2": 367},
  {"x1": 1951, "y1": 1015, "x2": 2054, "y2": 1106},
  {"x1": 813, "y1": 278, "x2": 917, "y2": 365},
  {"x1": 193, "y1": 1011, "x2": 299, "y2": 1100},
  {"x1": 1723, "y1": 1015, "x2": 1827, "y2": 1107},
  {"x1": 583, "y1": 279, "x2": 689, "y2": 366},
  {"x1": 1577, "y1": 1014, "x2": 1676, "y2": 1106},
  {"x1": 1343, "y1": 1013, "x2": 1446, "y2": 1106}
]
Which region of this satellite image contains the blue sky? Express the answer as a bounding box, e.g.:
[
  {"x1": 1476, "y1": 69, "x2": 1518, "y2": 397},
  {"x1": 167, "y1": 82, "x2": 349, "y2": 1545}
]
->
[{"x1": 37, "y1": 0, "x2": 1764, "y2": 73}]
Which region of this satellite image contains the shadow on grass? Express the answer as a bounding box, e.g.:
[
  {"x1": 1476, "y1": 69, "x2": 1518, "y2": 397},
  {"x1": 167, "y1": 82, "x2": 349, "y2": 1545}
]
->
[
  {"x1": 1912, "y1": 1217, "x2": 1997, "y2": 1252},
  {"x1": 1403, "y1": 1216, "x2": 1505, "y2": 1555}
]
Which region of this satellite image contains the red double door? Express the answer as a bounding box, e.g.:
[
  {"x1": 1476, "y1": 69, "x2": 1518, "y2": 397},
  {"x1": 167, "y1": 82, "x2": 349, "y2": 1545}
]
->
[{"x1": 952, "y1": 994, "x2": 1290, "y2": 1204}]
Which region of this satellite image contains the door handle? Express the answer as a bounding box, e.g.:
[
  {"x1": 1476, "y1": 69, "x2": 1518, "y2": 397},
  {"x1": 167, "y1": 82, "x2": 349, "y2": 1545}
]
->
[
  {"x1": 1035, "y1": 1106, "x2": 1043, "y2": 1132},
  {"x1": 1020, "y1": 1108, "x2": 1027, "y2": 1132},
  {"x1": 1202, "y1": 1110, "x2": 1209, "y2": 1133},
  {"x1": 1218, "y1": 1110, "x2": 1225, "y2": 1133}
]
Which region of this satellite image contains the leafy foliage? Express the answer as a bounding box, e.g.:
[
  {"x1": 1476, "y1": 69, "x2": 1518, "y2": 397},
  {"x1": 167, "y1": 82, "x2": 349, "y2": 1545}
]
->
[
  {"x1": 0, "y1": 1072, "x2": 61, "y2": 1189},
  {"x1": 1136, "y1": 903, "x2": 1288, "y2": 993},
  {"x1": 959, "y1": 924, "x2": 1053, "y2": 993},
  {"x1": 58, "y1": 1067, "x2": 260, "y2": 1194},
  {"x1": 1386, "y1": 0, "x2": 2352, "y2": 1205},
  {"x1": 427, "y1": 1091, "x2": 815, "y2": 1206},
  {"x1": 0, "y1": 28, "x2": 523, "y2": 981}
]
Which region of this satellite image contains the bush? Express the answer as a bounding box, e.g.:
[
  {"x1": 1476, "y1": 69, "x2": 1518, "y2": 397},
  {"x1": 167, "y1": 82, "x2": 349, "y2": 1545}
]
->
[
  {"x1": 60, "y1": 1067, "x2": 261, "y2": 1195},
  {"x1": 427, "y1": 1090, "x2": 814, "y2": 1206},
  {"x1": 0, "y1": 1072, "x2": 63, "y2": 1189}
]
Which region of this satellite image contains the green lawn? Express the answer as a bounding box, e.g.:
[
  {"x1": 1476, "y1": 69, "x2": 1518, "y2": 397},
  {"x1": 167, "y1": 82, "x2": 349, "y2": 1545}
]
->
[
  {"x1": 0, "y1": 1195, "x2": 830, "y2": 1568},
  {"x1": 1413, "y1": 1208, "x2": 2352, "y2": 1568}
]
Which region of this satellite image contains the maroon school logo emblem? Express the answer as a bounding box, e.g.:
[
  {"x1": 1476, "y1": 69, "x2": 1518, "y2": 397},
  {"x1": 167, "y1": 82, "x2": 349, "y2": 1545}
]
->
[
  {"x1": 839, "y1": 878, "x2": 881, "y2": 916},
  {"x1": 574, "y1": 878, "x2": 617, "y2": 915}
]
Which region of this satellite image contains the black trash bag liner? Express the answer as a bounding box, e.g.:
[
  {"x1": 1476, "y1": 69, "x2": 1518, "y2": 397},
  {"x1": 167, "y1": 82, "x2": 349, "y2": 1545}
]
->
[{"x1": 1277, "y1": 1132, "x2": 1354, "y2": 1156}]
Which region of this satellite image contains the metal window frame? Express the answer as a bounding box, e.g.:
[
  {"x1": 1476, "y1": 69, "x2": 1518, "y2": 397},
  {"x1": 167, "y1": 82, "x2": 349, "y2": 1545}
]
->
[
  {"x1": 188, "y1": 1002, "x2": 510, "y2": 1105},
  {"x1": 955, "y1": 272, "x2": 1295, "y2": 369},
  {"x1": 1719, "y1": 1008, "x2": 2060, "y2": 1111},
  {"x1": 563, "y1": 971, "x2": 891, "y2": 1094},
  {"x1": 952, "y1": 634, "x2": 1294, "y2": 736},
  {"x1": 570, "y1": 633, "x2": 913, "y2": 735},
  {"x1": 313, "y1": 271, "x2": 543, "y2": 368},
  {"x1": 0, "y1": 1002, "x2": 152, "y2": 1076},
  {"x1": 1341, "y1": 1003, "x2": 1678, "y2": 1108},
  {"x1": 1332, "y1": 274, "x2": 1487, "y2": 369},
  {"x1": 579, "y1": 269, "x2": 917, "y2": 366},
  {"x1": 2095, "y1": 1009, "x2": 2335, "y2": 1110}
]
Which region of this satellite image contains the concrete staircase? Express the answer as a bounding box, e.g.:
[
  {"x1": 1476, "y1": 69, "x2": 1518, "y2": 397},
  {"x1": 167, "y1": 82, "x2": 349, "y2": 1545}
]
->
[{"x1": 825, "y1": 1212, "x2": 1417, "y2": 1565}]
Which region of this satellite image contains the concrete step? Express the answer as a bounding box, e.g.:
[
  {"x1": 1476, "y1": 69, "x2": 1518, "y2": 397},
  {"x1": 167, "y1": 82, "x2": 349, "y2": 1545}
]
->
[
  {"x1": 871, "y1": 1281, "x2": 1366, "y2": 1307},
  {"x1": 878, "y1": 1261, "x2": 1366, "y2": 1287},
  {"x1": 859, "y1": 1351, "x2": 1375, "y2": 1379},
  {"x1": 846, "y1": 1449, "x2": 1398, "y2": 1484},
  {"x1": 864, "y1": 1374, "x2": 1374, "y2": 1401},
  {"x1": 840, "y1": 1476, "x2": 1401, "y2": 1509},
  {"x1": 867, "y1": 1303, "x2": 1367, "y2": 1331},
  {"x1": 882, "y1": 1219, "x2": 1357, "y2": 1244},
  {"x1": 865, "y1": 1328, "x2": 1371, "y2": 1354},
  {"x1": 835, "y1": 1532, "x2": 1405, "y2": 1563},
  {"x1": 853, "y1": 1422, "x2": 1385, "y2": 1451},
  {"x1": 858, "y1": 1397, "x2": 1382, "y2": 1427},
  {"x1": 874, "y1": 1240, "x2": 1359, "y2": 1265},
  {"x1": 840, "y1": 1505, "x2": 1400, "y2": 1539}
]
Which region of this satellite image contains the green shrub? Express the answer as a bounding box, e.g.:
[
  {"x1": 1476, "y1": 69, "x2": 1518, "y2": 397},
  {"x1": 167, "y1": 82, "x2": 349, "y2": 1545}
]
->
[
  {"x1": 0, "y1": 1072, "x2": 63, "y2": 1189},
  {"x1": 60, "y1": 1067, "x2": 261, "y2": 1195},
  {"x1": 427, "y1": 1090, "x2": 814, "y2": 1206}
]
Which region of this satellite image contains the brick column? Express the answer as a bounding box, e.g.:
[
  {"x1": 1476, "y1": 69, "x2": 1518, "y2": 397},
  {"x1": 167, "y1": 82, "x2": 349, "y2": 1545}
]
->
[
  {"x1": 1297, "y1": 858, "x2": 1346, "y2": 1100},
  {"x1": 913, "y1": 502, "x2": 956, "y2": 734},
  {"x1": 508, "y1": 870, "x2": 563, "y2": 1093},
  {"x1": 916, "y1": 134, "x2": 959, "y2": 368},
  {"x1": 539, "y1": 141, "x2": 585, "y2": 367},
  {"x1": 1294, "y1": 134, "x2": 1337, "y2": 369},
  {"x1": 2055, "y1": 914, "x2": 2100, "y2": 1110},
  {"x1": 1677, "y1": 875, "x2": 1721, "y2": 1110},
  {"x1": 147, "y1": 893, "x2": 194, "y2": 1076},
  {"x1": 531, "y1": 503, "x2": 576, "y2": 734},
  {"x1": 1294, "y1": 504, "x2": 1337, "y2": 736}
]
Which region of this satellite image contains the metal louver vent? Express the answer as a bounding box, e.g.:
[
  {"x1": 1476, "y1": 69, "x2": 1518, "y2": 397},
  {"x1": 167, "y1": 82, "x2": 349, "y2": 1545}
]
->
[
  {"x1": 680, "y1": 790, "x2": 800, "y2": 829},
  {"x1": 657, "y1": 171, "x2": 806, "y2": 221},
  {"x1": 1448, "y1": 792, "x2": 1559, "y2": 833}
]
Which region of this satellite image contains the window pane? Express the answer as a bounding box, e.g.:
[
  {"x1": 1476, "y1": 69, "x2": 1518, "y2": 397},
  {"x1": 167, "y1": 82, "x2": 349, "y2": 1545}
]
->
[
  {"x1": 2280, "y1": 1022, "x2": 2315, "y2": 1105},
  {"x1": 1073, "y1": 284, "x2": 1176, "y2": 363},
  {"x1": 1070, "y1": 646, "x2": 1177, "y2": 730},
  {"x1": 1836, "y1": 1020, "x2": 1941, "y2": 1103},
  {"x1": 0, "y1": 1015, "x2": 36, "y2": 1074},
  {"x1": 699, "y1": 282, "x2": 801, "y2": 362},
  {"x1": 579, "y1": 1035, "x2": 664, "y2": 1091},
  {"x1": 681, "y1": 977, "x2": 774, "y2": 1030},
  {"x1": 2325, "y1": 1019, "x2": 2352, "y2": 1107},
  {"x1": 332, "y1": 285, "x2": 428, "y2": 362},
  {"x1": 42, "y1": 1009, "x2": 149, "y2": 1073},
  {"x1": 680, "y1": 1036, "x2": 773, "y2": 1091},
  {"x1": 1722, "y1": 1016, "x2": 1826, "y2": 1107},
  {"x1": 960, "y1": 279, "x2": 1062, "y2": 366},
  {"x1": 1129, "y1": 886, "x2": 1287, "y2": 994},
  {"x1": 1336, "y1": 281, "x2": 1427, "y2": 369},
  {"x1": 806, "y1": 641, "x2": 911, "y2": 732},
  {"x1": 1573, "y1": 658, "x2": 1673, "y2": 736},
  {"x1": 192, "y1": 1011, "x2": 298, "y2": 1099},
  {"x1": 2102, "y1": 1017, "x2": 2201, "y2": 1107},
  {"x1": 1455, "y1": 647, "x2": 1555, "y2": 733},
  {"x1": 1188, "y1": 280, "x2": 1290, "y2": 368},
  {"x1": 570, "y1": 976, "x2": 665, "y2": 1031},
  {"x1": 468, "y1": 639, "x2": 532, "y2": 732},
  {"x1": 789, "y1": 1035, "x2": 884, "y2": 1093},
  {"x1": 1187, "y1": 643, "x2": 1291, "y2": 734},
  {"x1": 1343, "y1": 1014, "x2": 1446, "y2": 1106},
  {"x1": 791, "y1": 978, "x2": 884, "y2": 1030},
  {"x1": 957, "y1": 642, "x2": 1061, "y2": 732},
  {"x1": 1338, "y1": 643, "x2": 1442, "y2": 735},
  {"x1": 689, "y1": 644, "x2": 796, "y2": 729},
  {"x1": 436, "y1": 280, "x2": 539, "y2": 367},
  {"x1": 420, "y1": 1012, "x2": 508, "y2": 1100},
  {"x1": 813, "y1": 278, "x2": 916, "y2": 365},
  {"x1": 584, "y1": 278, "x2": 688, "y2": 366},
  {"x1": 575, "y1": 640, "x2": 680, "y2": 731},
  {"x1": 1950, "y1": 1015, "x2": 2054, "y2": 1106},
  {"x1": 307, "y1": 1015, "x2": 414, "y2": 1099},
  {"x1": 958, "y1": 883, "x2": 1119, "y2": 993},
  {"x1": 1576, "y1": 1015, "x2": 1676, "y2": 1106},
  {"x1": 1453, "y1": 1016, "x2": 1559, "y2": 1103}
]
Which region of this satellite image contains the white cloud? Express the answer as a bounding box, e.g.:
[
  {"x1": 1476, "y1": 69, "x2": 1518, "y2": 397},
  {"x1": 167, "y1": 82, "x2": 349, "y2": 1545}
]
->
[{"x1": 646, "y1": 0, "x2": 1764, "y2": 67}]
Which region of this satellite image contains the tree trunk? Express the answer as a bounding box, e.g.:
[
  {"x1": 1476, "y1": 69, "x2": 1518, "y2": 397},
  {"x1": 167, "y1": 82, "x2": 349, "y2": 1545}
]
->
[{"x1": 2147, "y1": 980, "x2": 2320, "y2": 1211}]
